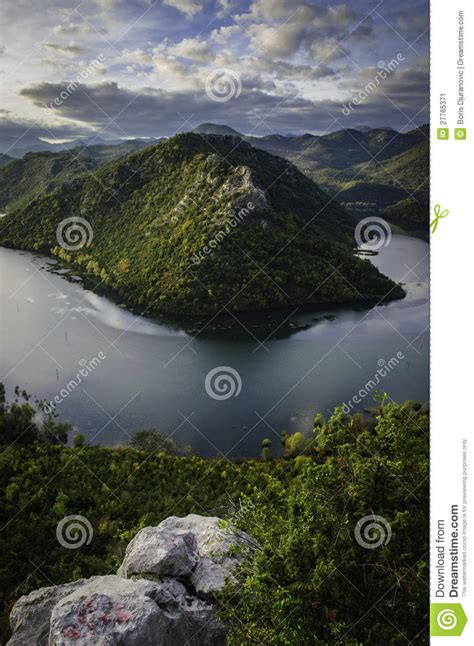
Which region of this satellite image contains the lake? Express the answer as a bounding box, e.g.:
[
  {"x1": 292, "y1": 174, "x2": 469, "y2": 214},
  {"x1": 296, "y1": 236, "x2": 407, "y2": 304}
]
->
[{"x1": 0, "y1": 234, "x2": 429, "y2": 456}]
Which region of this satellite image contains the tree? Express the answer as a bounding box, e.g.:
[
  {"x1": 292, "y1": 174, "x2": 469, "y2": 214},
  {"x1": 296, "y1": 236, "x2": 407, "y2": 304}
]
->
[
  {"x1": 219, "y1": 401, "x2": 429, "y2": 645},
  {"x1": 0, "y1": 384, "x2": 71, "y2": 446},
  {"x1": 73, "y1": 433, "x2": 87, "y2": 447},
  {"x1": 127, "y1": 429, "x2": 184, "y2": 455}
]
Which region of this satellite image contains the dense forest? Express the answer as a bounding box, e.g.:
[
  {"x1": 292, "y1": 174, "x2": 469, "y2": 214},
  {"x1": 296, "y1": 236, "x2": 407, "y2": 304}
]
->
[
  {"x1": 0, "y1": 385, "x2": 428, "y2": 644},
  {"x1": 0, "y1": 133, "x2": 405, "y2": 316}
]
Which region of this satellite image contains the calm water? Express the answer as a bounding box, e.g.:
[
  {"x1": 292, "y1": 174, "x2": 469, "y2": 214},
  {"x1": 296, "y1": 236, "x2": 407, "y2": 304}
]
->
[{"x1": 0, "y1": 235, "x2": 429, "y2": 456}]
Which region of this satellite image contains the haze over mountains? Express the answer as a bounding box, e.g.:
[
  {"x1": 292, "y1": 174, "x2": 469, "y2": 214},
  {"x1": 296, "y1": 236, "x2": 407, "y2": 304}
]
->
[{"x1": 0, "y1": 133, "x2": 155, "y2": 160}]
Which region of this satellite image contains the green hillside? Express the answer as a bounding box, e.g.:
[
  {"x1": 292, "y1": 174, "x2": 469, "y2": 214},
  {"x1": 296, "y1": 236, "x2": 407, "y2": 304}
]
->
[
  {"x1": 0, "y1": 141, "x2": 150, "y2": 213},
  {"x1": 0, "y1": 153, "x2": 13, "y2": 168},
  {"x1": 0, "y1": 386, "x2": 428, "y2": 645},
  {"x1": 0, "y1": 133, "x2": 404, "y2": 315},
  {"x1": 195, "y1": 124, "x2": 429, "y2": 234}
]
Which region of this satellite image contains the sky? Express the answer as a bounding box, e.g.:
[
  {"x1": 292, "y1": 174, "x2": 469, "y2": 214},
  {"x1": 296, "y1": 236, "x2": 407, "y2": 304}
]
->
[{"x1": 0, "y1": 0, "x2": 429, "y2": 144}]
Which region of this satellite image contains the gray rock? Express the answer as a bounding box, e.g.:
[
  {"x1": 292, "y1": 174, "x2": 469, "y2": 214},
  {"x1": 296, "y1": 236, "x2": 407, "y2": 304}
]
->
[
  {"x1": 7, "y1": 515, "x2": 251, "y2": 645},
  {"x1": 118, "y1": 526, "x2": 198, "y2": 579},
  {"x1": 119, "y1": 514, "x2": 252, "y2": 598},
  {"x1": 8, "y1": 575, "x2": 225, "y2": 646},
  {"x1": 7, "y1": 578, "x2": 97, "y2": 646},
  {"x1": 48, "y1": 575, "x2": 225, "y2": 645}
]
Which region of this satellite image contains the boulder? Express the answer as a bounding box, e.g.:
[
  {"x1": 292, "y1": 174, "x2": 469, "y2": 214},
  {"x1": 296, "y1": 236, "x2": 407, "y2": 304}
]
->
[
  {"x1": 8, "y1": 579, "x2": 93, "y2": 646},
  {"x1": 118, "y1": 514, "x2": 253, "y2": 597},
  {"x1": 7, "y1": 515, "x2": 252, "y2": 645},
  {"x1": 118, "y1": 527, "x2": 198, "y2": 579},
  {"x1": 48, "y1": 576, "x2": 225, "y2": 645},
  {"x1": 9, "y1": 576, "x2": 225, "y2": 646}
]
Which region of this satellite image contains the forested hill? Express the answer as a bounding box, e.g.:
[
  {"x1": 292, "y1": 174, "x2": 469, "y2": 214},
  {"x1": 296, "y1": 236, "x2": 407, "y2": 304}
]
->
[
  {"x1": 0, "y1": 141, "x2": 150, "y2": 213},
  {"x1": 0, "y1": 133, "x2": 404, "y2": 315},
  {"x1": 195, "y1": 123, "x2": 429, "y2": 234}
]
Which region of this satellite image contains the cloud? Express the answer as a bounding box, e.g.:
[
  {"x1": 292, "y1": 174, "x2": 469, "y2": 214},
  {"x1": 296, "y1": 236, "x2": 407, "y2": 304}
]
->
[
  {"x1": 41, "y1": 42, "x2": 88, "y2": 57},
  {"x1": 1, "y1": 0, "x2": 429, "y2": 138},
  {"x1": 250, "y1": 24, "x2": 306, "y2": 57},
  {"x1": 346, "y1": 23, "x2": 374, "y2": 43},
  {"x1": 313, "y1": 4, "x2": 358, "y2": 30},
  {"x1": 226, "y1": 54, "x2": 337, "y2": 82},
  {"x1": 16, "y1": 71, "x2": 428, "y2": 139},
  {"x1": 167, "y1": 38, "x2": 211, "y2": 62},
  {"x1": 238, "y1": 0, "x2": 321, "y2": 23},
  {"x1": 53, "y1": 21, "x2": 107, "y2": 36},
  {"x1": 163, "y1": 0, "x2": 204, "y2": 17},
  {"x1": 94, "y1": 0, "x2": 120, "y2": 8},
  {"x1": 337, "y1": 58, "x2": 429, "y2": 125},
  {"x1": 210, "y1": 25, "x2": 241, "y2": 45},
  {"x1": 309, "y1": 37, "x2": 351, "y2": 64}
]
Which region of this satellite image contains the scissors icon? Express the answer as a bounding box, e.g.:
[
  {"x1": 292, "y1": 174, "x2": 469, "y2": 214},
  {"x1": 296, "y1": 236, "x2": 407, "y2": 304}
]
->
[{"x1": 430, "y1": 204, "x2": 449, "y2": 234}]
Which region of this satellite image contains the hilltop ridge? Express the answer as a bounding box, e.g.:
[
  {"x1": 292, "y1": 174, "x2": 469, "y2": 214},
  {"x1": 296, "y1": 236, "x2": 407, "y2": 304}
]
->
[{"x1": 0, "y1": 132, "x2": 404, "y2": 315}]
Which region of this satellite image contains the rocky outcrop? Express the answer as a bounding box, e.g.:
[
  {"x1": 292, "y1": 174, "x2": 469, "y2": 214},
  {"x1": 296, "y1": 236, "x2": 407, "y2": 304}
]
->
[
  {"x1": 48, "y1": 576, "x2": 224, "y2": 646},
  {"x1": 8, "y1": 578, "x2": 93, "y2": 646},
  {"x1": 7, "y1": 514, "x2": 252, "y2": 645},
  {"x1": 119, "y1": 514, "x2": 252, "y2": 599}
]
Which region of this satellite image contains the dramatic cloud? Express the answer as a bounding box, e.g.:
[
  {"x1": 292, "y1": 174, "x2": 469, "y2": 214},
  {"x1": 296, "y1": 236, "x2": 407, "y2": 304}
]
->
[
  {"x1": 17, "y1": 70, "x2": 428, "y2": 139},
  {"x1": 1, "y1": 0, "x2": 429, "y2": 138}
]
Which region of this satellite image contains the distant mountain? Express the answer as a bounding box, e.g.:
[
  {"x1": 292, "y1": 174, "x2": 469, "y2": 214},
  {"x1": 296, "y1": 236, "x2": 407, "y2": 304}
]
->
[
  {"x1": 0, "y1": 134, "x2": 157, "y2": 159},
  {"x1": 306, "y1": 130, "x2": 429, "y2": 233},
  {"x1": 0, "y1": 141, "x2": 153, "y2": 213},
  {"x1": 247, "y1": 125, "x2": 427, "y2": 171},
  {"x1": 193, "y1": 123, "x2": 242, "y2": 137},
  {"x1": 242, "y1": 125, "x2": 429, "y2": 234},
  {"x1": 0, "y1": 133, "x2": 403, "y2": 315},
  {"x1": 68, "y1": 139, "x2": 152, "y2": 162},
  {"x1": 0, "y1": 150, "x2": 99, "y2": 213}
]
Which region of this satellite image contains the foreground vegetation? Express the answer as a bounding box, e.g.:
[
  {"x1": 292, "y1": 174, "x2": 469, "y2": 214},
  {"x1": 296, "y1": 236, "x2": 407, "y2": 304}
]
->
[{"x1": 0, "y1": 386, "x2": 428, "y2": 644}]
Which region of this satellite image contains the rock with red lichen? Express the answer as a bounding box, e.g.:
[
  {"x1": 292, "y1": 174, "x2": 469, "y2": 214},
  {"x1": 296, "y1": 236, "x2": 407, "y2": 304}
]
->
[
  {"x1": 7, "y1": 515, "x2": 253, "y2": 645},
  {"x1": 7, "y1": 578, "x2": 95, "y2": 646}
]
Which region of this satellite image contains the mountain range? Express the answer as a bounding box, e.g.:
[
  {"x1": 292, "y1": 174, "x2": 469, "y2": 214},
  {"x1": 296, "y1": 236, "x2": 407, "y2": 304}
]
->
[
  {"x1": 0, "y1": 133, "x2": 156, "y2": 159},
  {"x1": 194, "y1": 123, "x2": 429, "y2": 234},
  {"x1": 0, "y1": 133, "x2": 404, "y2": 315},
  {"x1": 0, "y1": 122, "x2": 429, "y2": 234}
]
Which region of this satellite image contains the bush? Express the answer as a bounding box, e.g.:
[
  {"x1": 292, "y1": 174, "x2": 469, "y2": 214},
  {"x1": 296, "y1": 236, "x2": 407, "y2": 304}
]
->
[{"x1": 218, "y1": 400, "x2": 429, "y2": 644}]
